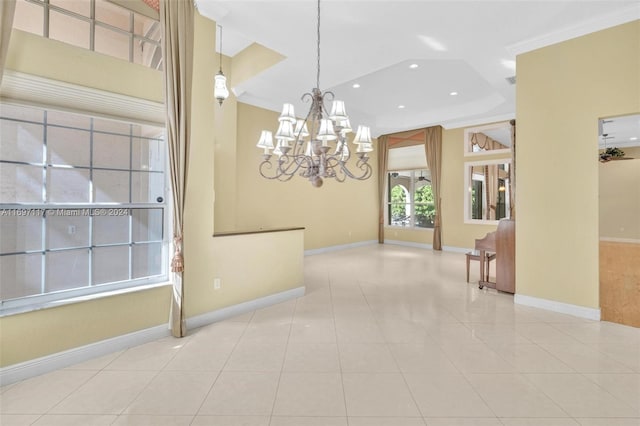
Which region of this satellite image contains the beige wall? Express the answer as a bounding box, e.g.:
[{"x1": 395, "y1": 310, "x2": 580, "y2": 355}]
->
[
  {"x1": 213, "y1": 53, "x2": 239, "y2": 232},
  {"x1": 232, "y1": 102, "x2": 379, "y2": 250},
  {"x1": 5, "y1": 30, "x2": 162, "y2": 103},
  {"x1": 190, "y1": 230, "x2": 304, "y2": 317},
  {"x1": 0, "y1": 286, "x2": 170, "y2": 366},
  {"x1": 0, "y1": 28, "x2": 171, "y2": 367},
  {"x1": 181, "y1": 14, "x2": 304, "y2": 319},
  {"x1": 516, "y1": 20, "x2": 640, "y2": 309}
]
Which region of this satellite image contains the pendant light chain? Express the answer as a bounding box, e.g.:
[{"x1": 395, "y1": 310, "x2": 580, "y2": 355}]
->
[
  {"x1": 316, "y1": 0, "x2": 321, "y2": 89},
  {"x1": 218, "y1": 24, "x2": 223, "y2": 72}
]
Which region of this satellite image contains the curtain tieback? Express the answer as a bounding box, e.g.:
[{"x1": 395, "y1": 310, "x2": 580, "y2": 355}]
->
[{"x1": 171, "y1": 235, "x2": 184, "y2": 273}]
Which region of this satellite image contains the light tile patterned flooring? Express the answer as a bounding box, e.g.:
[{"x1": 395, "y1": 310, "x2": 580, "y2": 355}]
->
[{"x1": 1, "y1": 244, "x2": 639, "y2": 426}]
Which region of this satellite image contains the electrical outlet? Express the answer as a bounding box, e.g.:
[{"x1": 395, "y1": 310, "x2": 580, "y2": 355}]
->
[{"x1": 214, "y1": 278, "x2": 221, "y2": 290}]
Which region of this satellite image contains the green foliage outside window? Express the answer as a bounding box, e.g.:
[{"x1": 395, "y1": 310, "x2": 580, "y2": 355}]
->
[
  {"x1": 415, "y1": 184, "x2": 435, "y2": 227},
  {"x1": 390, "y1": 185, "x2": 408, "y2": 225},
  {"x1": 388, "y1": 171, "x2": 435, "y2": 228}
]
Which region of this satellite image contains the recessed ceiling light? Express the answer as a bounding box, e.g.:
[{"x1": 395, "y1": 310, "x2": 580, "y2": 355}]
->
[
  {"x1": 398, "y1": 105, "x2": 406, "y2": 109},
  {"x1": 631, "y1": 137, "x2": 638, "y2": 141},
  {"x1": 352, "y1": 83, "x2": 360, "y2": 88},
  {"x1": 449, "y1": 91, "x2": 458, "y2": 96},
  {"x1": 409, "y1": 64, "x2": 419, "y2": 69}
]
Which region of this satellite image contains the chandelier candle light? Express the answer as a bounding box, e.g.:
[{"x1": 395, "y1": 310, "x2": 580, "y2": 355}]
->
[{"x1": 256, "y1": 0, "x2": 373, "y2": 187}]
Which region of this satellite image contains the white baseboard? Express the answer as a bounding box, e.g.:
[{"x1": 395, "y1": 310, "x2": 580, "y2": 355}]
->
[
  {"x1": 0, "y1": 325, "x2": 170, "y2": 386},
  {"x1": 442, "y1": 245, "x2": 473, "y2": 254},
  {"x1": 186, "y1": 286, "x2": 305, "y2": 330},
  {"x1": 304, "y1": 240, "x2": 377, "y2": 256},
  {"x1": 383, "y1": 240, "x2": 433, "y2": 250},
  {"x1": 383, "y1": 240, "x2": 472, "y2": 254},
  {"x1": 514, "y1": 294, "x2": 601, "y2": 321},
  {"x1": 0, "y1": 286, "x2": 306, "y2": 386}
]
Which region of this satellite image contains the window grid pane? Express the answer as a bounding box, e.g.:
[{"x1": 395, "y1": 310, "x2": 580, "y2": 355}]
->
[
  {"x1": 13, "y1": 0, "x2": 161, "y2": 69},
  {"x1": 0, "y1": 104, "x2": 167, "y2": 306},
  {"x1": 49, "y1": 9, "x2": 90, "y2": 50}
]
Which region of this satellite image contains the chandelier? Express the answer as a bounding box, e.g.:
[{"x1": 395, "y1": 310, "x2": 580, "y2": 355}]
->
[{"x1": 256, "y1": 0, "x2": 373, "y2": 187}]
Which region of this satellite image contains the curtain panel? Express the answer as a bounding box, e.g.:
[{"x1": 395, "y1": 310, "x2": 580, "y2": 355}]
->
[
  {"x1": 160, "y1": 0, "x2": 195, "y2": 338},
  {"x1": 377, "y1": 135, "x2": 389, "y2": 243},
  {"x1": 0, "y1": 0, "x2": 16, "y2": 83},
  {"x1": 424, "y1": 126, "x2": 443, "y2": 250}
]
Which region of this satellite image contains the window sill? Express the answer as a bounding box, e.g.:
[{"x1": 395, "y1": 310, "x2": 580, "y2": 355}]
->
[{"x1": 0, "y1": 282, "x2": 172, "y2": 318}]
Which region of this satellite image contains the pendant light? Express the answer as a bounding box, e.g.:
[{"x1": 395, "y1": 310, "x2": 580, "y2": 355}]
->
[{"x1": 214, "y1": 24, "x2": 229, "y2": 106}]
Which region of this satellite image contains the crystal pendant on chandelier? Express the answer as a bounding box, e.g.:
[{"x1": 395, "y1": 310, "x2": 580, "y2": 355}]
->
[{"x1": 256, "y1": 0, "x2": 373, "y2": 187}]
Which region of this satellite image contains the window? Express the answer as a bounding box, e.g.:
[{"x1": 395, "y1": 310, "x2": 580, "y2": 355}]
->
[
  {"x1": 13, "y1": 0, "x2": 162, "y2": 70},
  {"x1": 0, "y1": 103, "x2": 168, "y2": 312},
  {"x1": 387, "y1": 170, "x2": 435, "y2": 229}
]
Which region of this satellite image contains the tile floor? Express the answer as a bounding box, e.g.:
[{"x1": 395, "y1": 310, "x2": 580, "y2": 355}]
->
[{"x1": 1, "y1": 244, "x2": 639, "y2": 426}]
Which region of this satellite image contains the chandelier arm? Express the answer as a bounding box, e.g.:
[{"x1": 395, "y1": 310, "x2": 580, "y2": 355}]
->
[
  {"x1": 337, "y1": 158, "x2": 373, "y2": 181},
  {"x1": 320, "y1": 91, "x2": 334, "y2": 117},
  {"x1": 259, "y1": 160, "x2": 283, "y2": 180},
  {"x1": 260, "y1": 154, "x2": 306, "y2": 181},
  {"x1": 277, "y1": 155, "x2": 308, "y2": 177}
]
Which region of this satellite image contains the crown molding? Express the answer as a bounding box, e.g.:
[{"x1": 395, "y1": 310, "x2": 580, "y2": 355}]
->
[{"x1": 506, "y1": 4, "x2": 640, "y2": 56}]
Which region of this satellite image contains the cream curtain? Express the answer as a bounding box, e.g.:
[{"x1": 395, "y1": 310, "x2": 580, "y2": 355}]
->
[
  {"x1": 485, "y1": 165, "x2": 498, "y2": 220},
  {"x1": 424, "y1": 126, "x2": 443, "y2": 250},
  {"x1": 377, "y1": 135, "x2": 389, "y2": 243},
  {"x1": 0, "y1": 0, "x2": 16, "y2": 83},
  {"x1": 160, "y1": 0, "x2": 194, "y2": 338}
]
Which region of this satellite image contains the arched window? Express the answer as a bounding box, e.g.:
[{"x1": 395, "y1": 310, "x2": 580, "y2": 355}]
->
[{"x1": 387, "y1": 170, "x2": 434, "y2": 229}]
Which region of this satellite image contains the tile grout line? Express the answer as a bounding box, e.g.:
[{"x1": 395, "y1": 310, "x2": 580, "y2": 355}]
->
[
  {"x1": 329, "y1": 270, "x2": 352, "y2": 426},
  {"x1": 267, "y1": 295, "x2": 296, "y2": 425},
  {"x1": 189, "y1": 314, "x2": 253, "y2": 424}
]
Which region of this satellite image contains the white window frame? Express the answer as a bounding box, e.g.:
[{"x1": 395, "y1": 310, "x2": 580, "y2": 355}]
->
[
  {"x1": 385, "y1": 169, "x2": 435, "y2": 230},
  {"x1": 0, "y1": 102, "x2": 170, "y2": 315}
]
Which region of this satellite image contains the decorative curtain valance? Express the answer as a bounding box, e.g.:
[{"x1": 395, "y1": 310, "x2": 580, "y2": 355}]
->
[
  {"x1": 388, "y1": 129, "x2": 426, "y2": 149},
  {"x1": 470, "y1": 132, "x2": 507, "y2": 151}
]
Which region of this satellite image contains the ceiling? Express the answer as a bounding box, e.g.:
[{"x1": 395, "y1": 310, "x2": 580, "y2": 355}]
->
[
  {"x1": 600, "y1": 114, "x2": 640, "y2": 149},
  {"x1": 196, "y1": 1, "x2": 639, "y2": 138}
]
